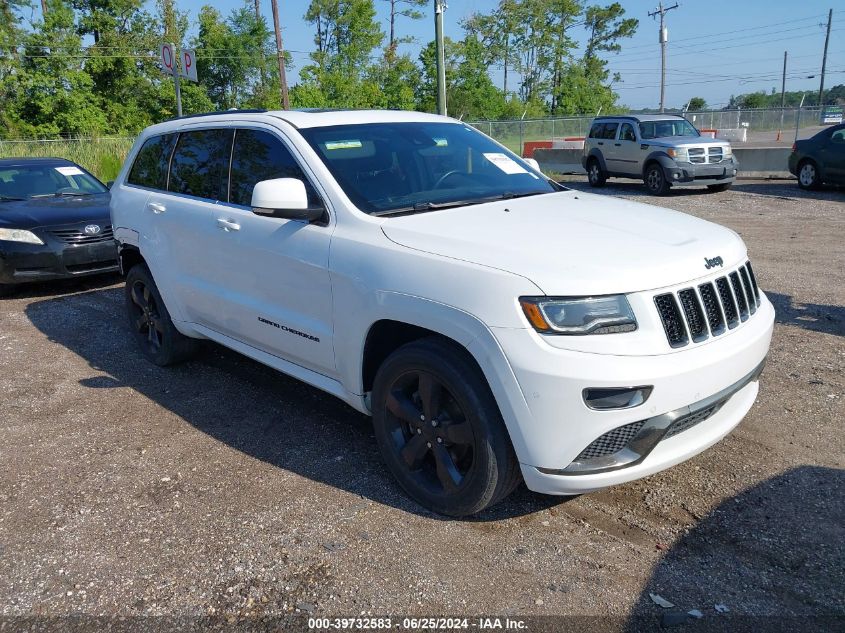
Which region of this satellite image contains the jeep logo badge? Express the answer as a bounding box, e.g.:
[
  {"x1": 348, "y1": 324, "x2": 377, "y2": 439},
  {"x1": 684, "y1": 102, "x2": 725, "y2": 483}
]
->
[
  {"x1": 84, "y1": 224, "x2": 102, "y2": 235},
  {"x1": 704, "y1": 256, "x2": 723, "y2": 269}
]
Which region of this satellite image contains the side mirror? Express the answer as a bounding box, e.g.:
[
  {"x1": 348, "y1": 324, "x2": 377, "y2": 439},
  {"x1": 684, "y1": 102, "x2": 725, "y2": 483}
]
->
[
  {"x1": 251, "y1": 178, "x2": 324, "y2": 222},
  {"x1": 524, "y1": 158, "x2": 542, "y2": 172}
]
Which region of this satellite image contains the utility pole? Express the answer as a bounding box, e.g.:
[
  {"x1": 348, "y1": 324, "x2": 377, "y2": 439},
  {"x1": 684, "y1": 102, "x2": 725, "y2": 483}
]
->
[
  {"x1": 434, "y1": 0, "x2": 447, "y2": 116},
  {"x1": 270, "y1": 0, "x2": 290, "y2": 110},
  {"x1": 818, "y1": 8, "x2": 832, "y2": 107},
  {"x1": 649, "y1": 1, "x2": 678, "y2": 113},
  {"x1": 777, "y1": 51, "x2": 787, "y2": 141}
]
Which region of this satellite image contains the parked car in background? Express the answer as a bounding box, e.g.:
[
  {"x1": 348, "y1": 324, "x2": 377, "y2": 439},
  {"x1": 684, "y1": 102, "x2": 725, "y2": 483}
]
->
[
  {"x1": 0, "y1": 158, "x2": 117, "y2": 297},
  {"x1": 788, "y1": 123, "x2": 845, "y2": 189},
  {"x1": 111, "y1": 109, "x2": 773, "y2": 516},
  {"x1": 583, "y1": 114, "x2": 738, "y2": 195}
]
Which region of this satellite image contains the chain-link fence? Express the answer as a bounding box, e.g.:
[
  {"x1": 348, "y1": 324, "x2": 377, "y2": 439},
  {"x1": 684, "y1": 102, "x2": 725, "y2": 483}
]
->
[{"x1": 468, "y1": 107, "x2": 829, "y2": 155}]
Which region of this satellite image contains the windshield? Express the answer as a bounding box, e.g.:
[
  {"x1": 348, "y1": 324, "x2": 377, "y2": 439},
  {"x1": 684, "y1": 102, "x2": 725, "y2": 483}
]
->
[
  {"x1": 0, "y1": 164, "x2": 107, "y2": 200},
  {"x1": 638, "y1": 119, "x2": 700, "y2": 140},
  {"x1": 300, "y1": 122, "x2": 559, "y2": 215}
]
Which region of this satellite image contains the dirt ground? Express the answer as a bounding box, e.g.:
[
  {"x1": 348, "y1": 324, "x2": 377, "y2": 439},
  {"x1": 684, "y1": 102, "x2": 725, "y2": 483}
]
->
[{"x1": 1, "y1": 178, "x2": 843, "y2": 631}]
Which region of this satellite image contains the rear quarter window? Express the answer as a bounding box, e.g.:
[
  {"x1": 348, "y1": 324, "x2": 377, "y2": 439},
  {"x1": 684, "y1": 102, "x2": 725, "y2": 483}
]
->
[{"x1": 127, "y1": 134, "x2": 177, "y2": 190}]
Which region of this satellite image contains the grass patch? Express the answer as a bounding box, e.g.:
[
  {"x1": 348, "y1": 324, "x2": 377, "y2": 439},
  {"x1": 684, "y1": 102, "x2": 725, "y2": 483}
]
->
[{"x1": 0, "y1": 137, "x2": 134, "y2": 182}]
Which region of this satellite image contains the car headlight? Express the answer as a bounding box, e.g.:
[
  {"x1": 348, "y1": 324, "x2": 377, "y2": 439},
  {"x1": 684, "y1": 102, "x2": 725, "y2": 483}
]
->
[
  {"x1": 666, "y1": 147, "x2": 688, "y2": 161},
  {"x1": 0, "y1": 228, "x2": 44, "y2": 245},
  {"x1": 519, "y1": 295, "x2": 637, "y2": 335}
]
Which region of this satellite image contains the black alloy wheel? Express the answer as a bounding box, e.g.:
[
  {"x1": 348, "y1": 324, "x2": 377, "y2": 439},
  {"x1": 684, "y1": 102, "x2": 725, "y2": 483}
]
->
[
  {"x1": 384, "y1": 369, "x2": 475, "y2": 495},
  {"x1": 372, "y1": 338, "x2": 521, "y2": 516},
  {"x1": 125, "y1": 264, "x2": 197, "y2": 366}
]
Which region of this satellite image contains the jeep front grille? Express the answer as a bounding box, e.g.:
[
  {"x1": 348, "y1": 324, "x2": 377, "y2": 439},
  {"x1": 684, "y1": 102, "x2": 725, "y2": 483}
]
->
[{"x1": 654, "y1": 261, "x2": 761, "y2": 348}]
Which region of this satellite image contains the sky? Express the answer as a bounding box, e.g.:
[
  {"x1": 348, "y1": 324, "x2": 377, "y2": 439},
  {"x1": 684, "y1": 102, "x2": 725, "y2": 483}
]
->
[{"x1": 173, "y1": 0, "x2": 842, "y2": 110}]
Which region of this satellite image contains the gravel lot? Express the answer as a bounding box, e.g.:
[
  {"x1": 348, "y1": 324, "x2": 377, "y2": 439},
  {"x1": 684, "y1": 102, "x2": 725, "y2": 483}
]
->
[{"x1": 1, "y1": 179, "x2": 843, "y2": 631}]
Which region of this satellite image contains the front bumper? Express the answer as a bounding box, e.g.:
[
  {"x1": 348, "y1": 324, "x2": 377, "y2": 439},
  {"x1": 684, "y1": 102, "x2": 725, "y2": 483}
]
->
[
  {"x1": 489, "y1": 292, "x2": 774, "y2": 496},
  {"x1": 0, "y1": 230, "x2": 118, "y2": 285},
  {"x1": 665, "y1": 158, "x2": 738, "y2": 187}
]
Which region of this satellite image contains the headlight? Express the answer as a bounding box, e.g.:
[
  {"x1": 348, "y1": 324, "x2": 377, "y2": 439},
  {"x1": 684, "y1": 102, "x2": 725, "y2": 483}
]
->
[
  {"x1": 667, "y1": 147, "x2": 688, "y2": 161},
  {"x1": 519, "y1": 295, "x2": 637, "y2": 335},
  {"x1": 0, "y1": 228, "x2": 43, "y2": 244}
]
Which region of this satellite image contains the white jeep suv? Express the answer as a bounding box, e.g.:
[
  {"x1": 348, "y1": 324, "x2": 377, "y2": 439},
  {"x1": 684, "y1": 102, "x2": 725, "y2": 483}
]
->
[{"x1": 110, "y1": 109, "x2": 774, "y2": 516}]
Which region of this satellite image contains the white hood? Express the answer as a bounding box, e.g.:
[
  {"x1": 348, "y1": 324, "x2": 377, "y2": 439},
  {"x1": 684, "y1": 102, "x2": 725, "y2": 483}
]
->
[{"x1": 380, "y1": 190, "x2": 746, "y2": 295}]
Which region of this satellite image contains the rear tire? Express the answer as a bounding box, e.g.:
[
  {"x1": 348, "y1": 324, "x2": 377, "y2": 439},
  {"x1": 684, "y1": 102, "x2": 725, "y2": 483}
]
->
[
  {"x1": 371, "y1": 337, "x2": 521, "y2": 517},
  {"x1": 586, "y1": 158, "x2": 607, "y2": 188},
  {"x1": 707, "y1": 183, "x2": 732, "y2": 193},
  {"x1": 797, "y1": 160, "x2": 821, "y2": 190},
  {"x1": 125, "y1": 264, "x2": 198, "y2": 366},
  {"x1": 644, "y1": 163, "x2": 670, "y2": 196}
]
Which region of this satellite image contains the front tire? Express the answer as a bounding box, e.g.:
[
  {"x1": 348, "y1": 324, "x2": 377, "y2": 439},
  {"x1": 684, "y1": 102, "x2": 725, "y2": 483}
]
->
[
  {"x1": 707, "y1": 183, "x2": 732, "y2": 193},
  {"x1": 644, "y1": 163, "x2": 670, "y2": 196},
  {"x1": 371, "y1": 337, "x2": 521, "y2": 517},
  {"x1": 586, "y1": 158, "x2": 607, "y2": 187},
  {"x1": 797, "y1": 160, "x2": 821, "y2": 190},
  {"x1": 125, "y1": 264, "x2": 198, "y2": 366}
]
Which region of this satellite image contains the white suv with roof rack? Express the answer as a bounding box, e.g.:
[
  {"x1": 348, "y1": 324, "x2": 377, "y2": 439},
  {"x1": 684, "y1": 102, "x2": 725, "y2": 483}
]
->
[{"x1": 110, "y1": 109, "x2": 773, "y2": 516}]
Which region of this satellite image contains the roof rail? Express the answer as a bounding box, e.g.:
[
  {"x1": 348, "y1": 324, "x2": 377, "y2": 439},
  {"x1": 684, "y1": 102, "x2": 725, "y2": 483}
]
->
[{"x1": 165, "y1": 109, "x2": 268, "y2": 123}]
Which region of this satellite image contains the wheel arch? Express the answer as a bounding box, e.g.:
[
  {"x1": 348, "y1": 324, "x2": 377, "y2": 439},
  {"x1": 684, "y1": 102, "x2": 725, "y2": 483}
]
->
[
  {"x1": 349, "y1": 294, "x2": 535, "y2": 465},
  {"x1": 118, "y1": 244, "x2": 145, "y2": 276},
  {"x1": 642, "y1": 151, "x2": 676, "y2": 179},
  {"x1": 586, "y1": 148, "x2": 608, "y2": 172}
]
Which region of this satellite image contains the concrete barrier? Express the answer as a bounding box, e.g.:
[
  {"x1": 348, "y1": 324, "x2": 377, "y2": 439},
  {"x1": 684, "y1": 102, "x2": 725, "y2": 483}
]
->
[
  {"x1": 535, "y1": 147, "x2": 794, "y2": 179},
  {"x1": 732, "y1": 147, "x2": 792, "y2": 178}
]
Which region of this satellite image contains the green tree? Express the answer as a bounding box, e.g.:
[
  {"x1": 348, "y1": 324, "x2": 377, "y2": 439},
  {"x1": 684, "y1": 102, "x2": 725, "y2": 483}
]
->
[
  {"x1": 301, "y1": 0, "x2": 383, "y2": 107},
  {"x1": 687, "y1": 96, "x2": 707, "y2": 111},
  {"x1": 381, "y1": 0, "x2": 426, "y2": 53}
]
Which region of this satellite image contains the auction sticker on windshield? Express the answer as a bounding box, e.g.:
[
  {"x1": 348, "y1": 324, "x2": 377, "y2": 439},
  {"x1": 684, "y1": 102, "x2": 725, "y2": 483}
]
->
[
  {"x1": 483, "y1": 153, "x2": 527, "y2": 175},
  {"x1": 55, "y1": 166, "x2": 84, "y2": 176}
]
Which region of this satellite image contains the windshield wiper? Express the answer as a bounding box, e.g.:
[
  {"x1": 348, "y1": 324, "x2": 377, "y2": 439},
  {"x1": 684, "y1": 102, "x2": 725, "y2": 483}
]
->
[{"x1": 373, "y1": 191, "x2": 547, "y2": 217}]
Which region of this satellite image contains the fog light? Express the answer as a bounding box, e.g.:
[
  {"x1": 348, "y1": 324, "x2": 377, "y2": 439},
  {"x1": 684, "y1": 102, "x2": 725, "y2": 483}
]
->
[
  {"x1": 673, "y1": 172, "x2": 680, "y2": 179},
  {"x1": 583, "y1": 386, "x2": 652, "y2": 410}
]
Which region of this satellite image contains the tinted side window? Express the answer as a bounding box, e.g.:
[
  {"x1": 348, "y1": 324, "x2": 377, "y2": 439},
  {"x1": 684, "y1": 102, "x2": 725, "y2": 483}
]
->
[
  {"x1": 588, "y1": 123, "x2": 603, "y2": 139},
  {"x1": 620, "y1": 123, "x2": 636, "y2": 142},
  {"x1": 601, "y1": 123, "x2": 619, "y2": 140},
  {"x1": 127, "y1": 134, "x2": 177, "y2": 189},
  {"x1": 229, "y1": 129, "x2": 319, "y2": 206},
  {"x1": 168, "y1": 129, "x2": 233, "y2": 200}
]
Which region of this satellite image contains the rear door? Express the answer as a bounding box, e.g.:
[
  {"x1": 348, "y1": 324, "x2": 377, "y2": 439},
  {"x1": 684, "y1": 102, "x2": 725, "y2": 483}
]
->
[
  {"x1": 143, "y1": 126, "x2": 234, "y2": 324},
  {"x1": 597, "y1": 122, "x2": 621, "y2": 172}
]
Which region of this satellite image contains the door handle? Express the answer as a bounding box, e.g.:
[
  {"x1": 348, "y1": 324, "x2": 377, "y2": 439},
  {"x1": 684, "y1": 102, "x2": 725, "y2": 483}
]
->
[
  {"x1": 614, "y1": 143, "x2": 621, "y2": 146},
  {"x1": 597, "y1": 141, "x2": 604, "y2": 145},
  {"x1": 148, "y1": 202, "x2": 166, "y2": 214},
  {"x1": 216, "y1": 218, "x2": 241, "y2": 232}
]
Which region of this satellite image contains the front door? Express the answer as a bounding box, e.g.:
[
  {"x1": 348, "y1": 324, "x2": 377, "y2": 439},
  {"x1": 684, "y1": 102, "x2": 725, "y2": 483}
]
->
[
  {"x1": 204, "y1": 127, "x2": 336, "y2": 378},
  {"x1": 613, "y1": 122, "x2": 642, "y2": 176}
]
